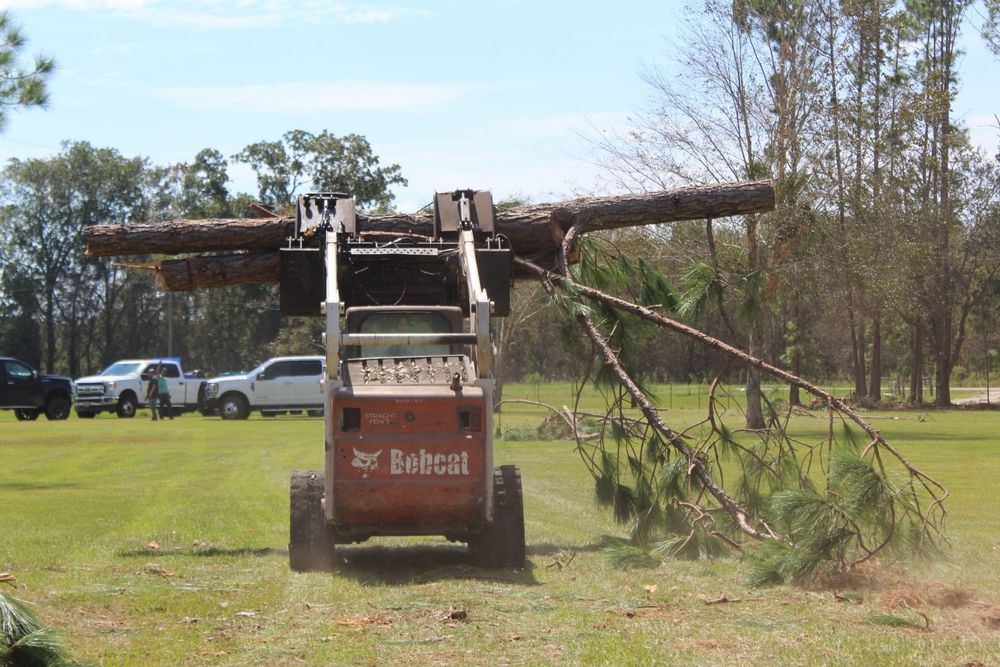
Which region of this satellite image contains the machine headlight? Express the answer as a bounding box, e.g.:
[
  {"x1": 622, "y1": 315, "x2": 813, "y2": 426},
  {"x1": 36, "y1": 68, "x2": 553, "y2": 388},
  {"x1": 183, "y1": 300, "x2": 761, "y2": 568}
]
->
[{"x1": 205, "y1": 382, "x2": 219, "y2": 398}]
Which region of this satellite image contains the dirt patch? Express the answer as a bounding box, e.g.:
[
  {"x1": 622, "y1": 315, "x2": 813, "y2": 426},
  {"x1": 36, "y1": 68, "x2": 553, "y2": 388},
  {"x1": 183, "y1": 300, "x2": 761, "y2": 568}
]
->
[
  {"x1": 927, "y1": 584, "x2": 973, "y2": 609},
  {"x1": 814, "y1": 562, "x2": 911, "y2": 592},
  {"x1": 880, "y1": 584, "x2": 975, "y2": 610}
]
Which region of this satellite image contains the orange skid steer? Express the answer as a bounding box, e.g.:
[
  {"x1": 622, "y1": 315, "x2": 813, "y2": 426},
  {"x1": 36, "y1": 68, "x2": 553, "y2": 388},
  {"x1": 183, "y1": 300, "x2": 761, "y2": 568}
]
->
[{"x1": 283, "y1": 191, "x2": 525, "y2": 571}]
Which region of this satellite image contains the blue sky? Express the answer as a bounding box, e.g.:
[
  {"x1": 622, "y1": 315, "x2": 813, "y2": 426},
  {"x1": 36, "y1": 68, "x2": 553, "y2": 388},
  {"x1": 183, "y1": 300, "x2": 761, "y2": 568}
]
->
[{"x1": 0, "y1": 0, "x2": 996, "y2": 213}]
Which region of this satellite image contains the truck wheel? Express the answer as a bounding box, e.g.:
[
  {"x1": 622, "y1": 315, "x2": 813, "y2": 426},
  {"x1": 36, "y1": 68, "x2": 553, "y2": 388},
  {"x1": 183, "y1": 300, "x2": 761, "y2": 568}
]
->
[
  {"x1": 289, "y1": 470, "x2": 336, "y2": 572},
  {"x1": 14, "y1": 408, "x2": 40, "y2": 421},
  {"x1": 76, "y1": 411, "x2": 96, "y2": 419},
  {"x1": 470, "y1": 465, "x2": 526, "y2": 568},
  {"x1": 44, "y1": 395, "x2": 71, "y2": 420},
  {"x1": 219, "y1": 393, "x2": 249, "y2": 420},
  {"x1": 116, "y1": 393, "x2": 137, "y2": 418}
]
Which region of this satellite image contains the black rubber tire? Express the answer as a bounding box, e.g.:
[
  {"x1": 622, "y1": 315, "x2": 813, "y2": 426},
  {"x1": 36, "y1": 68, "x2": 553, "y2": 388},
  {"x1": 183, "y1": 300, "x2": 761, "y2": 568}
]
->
[
  {"x1": 289, "y1": 470, "x2": 336, "y2": 572},
  {"x1": 219, "y1": 393, "x2": 249, "y2": 420},
  {"x1": 14, "y1": 408, "x2": 40, "y2": 421},
  {"x1": 470, "y1": 465, "x2": 526, "y2": 568},
  {"x1": 44, "y1": 395, "x2": 71, "y2": 420},
  {"x1": 76, "y1": 411, "x2": 96, "y2": 419},
  {"x1": 116, "y1": 393, "x2": 137, "y2": 418}
]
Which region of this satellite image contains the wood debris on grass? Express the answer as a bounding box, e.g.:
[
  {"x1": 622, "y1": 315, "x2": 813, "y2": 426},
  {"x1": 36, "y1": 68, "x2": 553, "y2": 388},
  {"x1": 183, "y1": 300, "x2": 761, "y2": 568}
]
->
[
  {"x1": 702, "y1": 594, "x2": 738, "y2": 605},
  {"x1": 440, "y1": 608, "x2": 468, "y2": 622},
  {"x1": 143, "y1": 563, "x2": 175, "y2": 577},
  {"x1": 545, "y1": 552, "x2": 576, "y2": 570},
  {"x1": 0, "y1": 572, "x2": 15, "y2": 586}
]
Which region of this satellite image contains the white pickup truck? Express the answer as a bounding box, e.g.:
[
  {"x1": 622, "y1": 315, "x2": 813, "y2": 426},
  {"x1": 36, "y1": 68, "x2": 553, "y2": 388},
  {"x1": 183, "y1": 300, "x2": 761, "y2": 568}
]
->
[
  {"x1": 201, "y1": 355, "x2": 325, "y2": 420},
  {"x1": 74, "y1": 358, "x2": 201, "y2": 418}
]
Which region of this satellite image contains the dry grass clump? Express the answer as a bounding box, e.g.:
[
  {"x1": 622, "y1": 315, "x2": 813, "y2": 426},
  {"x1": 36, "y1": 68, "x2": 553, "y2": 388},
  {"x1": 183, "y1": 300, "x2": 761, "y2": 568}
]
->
[
  {"x1": 881, "y1": 587, "x2": 926, "y2": 609},
  {"x1": 980, "y1": 606, "x2": 1000, "y2": 629}
]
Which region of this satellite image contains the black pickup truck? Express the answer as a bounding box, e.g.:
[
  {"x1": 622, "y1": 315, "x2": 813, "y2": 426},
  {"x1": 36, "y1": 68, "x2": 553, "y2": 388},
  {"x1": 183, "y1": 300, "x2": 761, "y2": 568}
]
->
[{"x1": 0, "y1": 357, "x2": 74, "y2": 420}]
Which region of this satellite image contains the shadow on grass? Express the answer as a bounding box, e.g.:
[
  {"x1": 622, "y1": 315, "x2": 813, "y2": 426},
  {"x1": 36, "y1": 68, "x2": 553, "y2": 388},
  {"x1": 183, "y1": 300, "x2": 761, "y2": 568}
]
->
[
  {"x1": 116, "y1": 541, "x2": 603, "y2": 584},
  {"x1": 334, "y1": 543, "x2": 540, "y2": 586},
  {"x1": 0, "y1": 482, "x2": 82, "y2": 491},
  {"x1": 117, "y1": 546, "x2": 285, "y2": 558}
]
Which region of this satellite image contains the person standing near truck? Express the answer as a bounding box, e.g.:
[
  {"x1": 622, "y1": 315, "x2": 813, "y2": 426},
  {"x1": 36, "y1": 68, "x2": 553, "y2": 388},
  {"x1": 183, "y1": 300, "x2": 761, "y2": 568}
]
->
[
  {"x1": 155, "y1": 365, "x2": 173, "y2": 420},
  {"x1": 146, "y1": 370, "x2": 160, "y2": 421}
]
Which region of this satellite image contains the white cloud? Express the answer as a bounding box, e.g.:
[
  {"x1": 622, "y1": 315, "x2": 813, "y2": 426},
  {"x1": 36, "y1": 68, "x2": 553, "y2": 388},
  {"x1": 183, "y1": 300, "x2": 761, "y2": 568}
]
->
[
  {"x1": 155, "y1": 80, "x2": 497, "y2": 113},
  {"x1": 0, "y1": 1, "x2": 429, "y2": 29}
]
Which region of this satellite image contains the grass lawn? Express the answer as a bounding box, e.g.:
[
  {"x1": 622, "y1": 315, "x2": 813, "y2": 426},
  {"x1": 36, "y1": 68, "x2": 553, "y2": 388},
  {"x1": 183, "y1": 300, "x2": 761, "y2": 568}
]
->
[{"x1": 2, "y1": 384, "x2": 1000, "y2": 665}]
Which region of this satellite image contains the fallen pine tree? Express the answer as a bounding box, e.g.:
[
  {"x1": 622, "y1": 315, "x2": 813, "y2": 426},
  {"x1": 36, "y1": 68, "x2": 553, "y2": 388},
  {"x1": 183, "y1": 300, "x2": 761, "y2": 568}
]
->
[{"x1": 503, "y1": 227, "x2": 948, "y2": 582}]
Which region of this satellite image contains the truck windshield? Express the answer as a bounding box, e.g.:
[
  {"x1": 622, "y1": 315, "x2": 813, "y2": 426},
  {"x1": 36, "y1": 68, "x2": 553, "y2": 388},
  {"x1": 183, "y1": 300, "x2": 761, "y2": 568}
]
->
[
  {"x1": 99, "y1": 362, "x2": 142, "y2": 376},
  {"x1": 359, "y1": 312, "x2": 453, "y2": 358}
]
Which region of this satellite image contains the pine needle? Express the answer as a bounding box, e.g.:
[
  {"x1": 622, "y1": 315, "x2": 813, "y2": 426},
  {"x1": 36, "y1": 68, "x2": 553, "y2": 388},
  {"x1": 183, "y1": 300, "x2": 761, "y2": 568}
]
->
[
  {"x1": 604, "y1": 542, "x2": 661, "y2": 570},
  {"x1": 865, "y1": 611, "x2": 929, "y2": 630},
  {"x1": 0, "y1": 591, "x2": 76, "y2": 666}
]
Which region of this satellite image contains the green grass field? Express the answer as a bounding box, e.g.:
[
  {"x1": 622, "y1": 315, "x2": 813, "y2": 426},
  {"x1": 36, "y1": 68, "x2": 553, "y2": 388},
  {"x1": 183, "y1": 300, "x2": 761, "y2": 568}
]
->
[{"x1": 2, "y1": 384, "x2": 1000, "y2": 665}]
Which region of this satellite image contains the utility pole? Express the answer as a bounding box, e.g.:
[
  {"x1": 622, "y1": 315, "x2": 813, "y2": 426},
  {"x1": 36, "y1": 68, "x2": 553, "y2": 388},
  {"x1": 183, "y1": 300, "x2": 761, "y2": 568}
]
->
[{"x1": 167, "y1": 291, "x2": 173, "y2": 356}]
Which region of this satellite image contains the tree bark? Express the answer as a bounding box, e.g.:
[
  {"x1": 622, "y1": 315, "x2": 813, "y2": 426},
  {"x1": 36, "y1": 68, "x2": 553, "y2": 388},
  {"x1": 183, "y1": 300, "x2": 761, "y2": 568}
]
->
[
  {"x1": 854, "y1": 317, "x2": 868, "y2": 398},
  {"x1": 153, "y1": 252, "x2": 281, "y2": 291},
  {"x1": 868, "y1": 315, "x2": 882, "y2": 402},
  {"x1": 909, "y1": 325, "x2": 924, "y2": 405},
  {"x1": 86, "y1": 181, "x2": 776, "y2": 261}
]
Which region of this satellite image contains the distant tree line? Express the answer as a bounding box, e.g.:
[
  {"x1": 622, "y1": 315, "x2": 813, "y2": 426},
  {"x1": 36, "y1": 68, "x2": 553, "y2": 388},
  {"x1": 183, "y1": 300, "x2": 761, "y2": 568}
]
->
[
  {"x1": 586, "y1": 0, "x2": 1000, "y2": 409},
  {"x1": 0, "y1": 133, "x2": 405, "y2": 377}
]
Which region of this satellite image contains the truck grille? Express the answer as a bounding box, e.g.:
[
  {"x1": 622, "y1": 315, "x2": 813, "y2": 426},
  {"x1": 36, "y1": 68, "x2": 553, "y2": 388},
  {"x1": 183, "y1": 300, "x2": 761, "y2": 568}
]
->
[{"x1": 75, "y1": 383, "x2": 106, "y2": 397}]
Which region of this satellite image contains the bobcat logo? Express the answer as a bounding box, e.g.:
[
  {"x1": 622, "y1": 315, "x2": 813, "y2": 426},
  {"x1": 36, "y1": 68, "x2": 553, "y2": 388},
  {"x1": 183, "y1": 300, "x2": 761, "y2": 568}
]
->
[{"x1": 351, "y1": 448, "x2": 382, "y2": 478}]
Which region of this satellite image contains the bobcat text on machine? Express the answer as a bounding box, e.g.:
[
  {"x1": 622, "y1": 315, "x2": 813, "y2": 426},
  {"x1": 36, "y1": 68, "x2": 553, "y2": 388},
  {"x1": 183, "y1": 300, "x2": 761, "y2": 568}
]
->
[{"x1": 282, "y1": 190, "x2": 524, "y2": 571}]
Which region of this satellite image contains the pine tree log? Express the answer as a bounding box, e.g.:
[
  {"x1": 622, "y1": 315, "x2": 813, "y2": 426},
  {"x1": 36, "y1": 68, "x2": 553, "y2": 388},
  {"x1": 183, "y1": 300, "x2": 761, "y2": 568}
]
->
[
  {"x1": 154, "y1": 252, "x2": 280, "y2": 291},
  {"x1": 87, "y1": 180, "x2": 775, "y2": 260}
]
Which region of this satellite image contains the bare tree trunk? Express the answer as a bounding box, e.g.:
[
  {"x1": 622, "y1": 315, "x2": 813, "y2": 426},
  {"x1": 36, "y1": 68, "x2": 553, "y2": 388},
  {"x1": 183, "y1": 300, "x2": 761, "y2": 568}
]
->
[
  {"x1": 934, "y1": 324, "x2": 953, "y2": 406},
  {"x1": 746, "y1": 351, "x2": 765, "y2": 428},
  {"x1": 44, "y1": 289, "x2": 56, "y2": 374},
  {"x1": 855, "y1": 318, "x2": 868, "y2": 398},
  {"x1": 789, "y1": 342, "x2": 802, "y2": 407},
  {"x1": 909, "y1": 325, "x2": 924, "y2": 405},
  {"x1": 868, "y1": 315, "x2": 882, "y2": 402}
]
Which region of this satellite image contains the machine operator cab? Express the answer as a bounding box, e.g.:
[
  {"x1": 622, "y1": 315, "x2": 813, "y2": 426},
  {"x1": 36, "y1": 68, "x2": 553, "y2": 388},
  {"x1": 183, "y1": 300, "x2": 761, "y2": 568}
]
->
[{"x1": 339, "y1": 305, "x2": 472, "y2": 390}]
